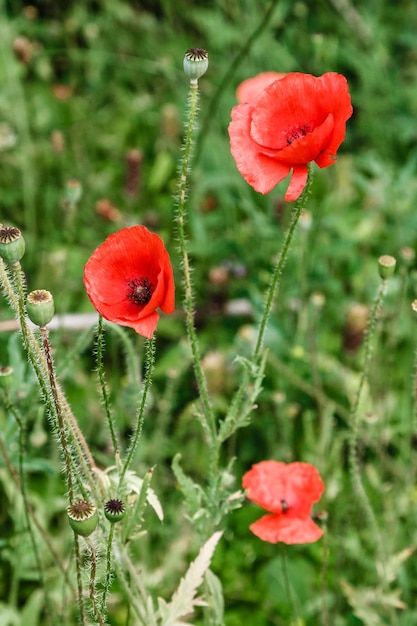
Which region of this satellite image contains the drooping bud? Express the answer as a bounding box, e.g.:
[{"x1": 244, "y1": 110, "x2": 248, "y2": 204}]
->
[
  {"x1": 183, "y1": 48, "x2": 208, "y2": 85},
  {"x1": 67, "y1": 501, "x2": 98, "y2": 537},
  {"x1": 0, "y1": 225, "x2": 25, "y2": 264},
  {"x1": 378, "y1": 255, "x2": 396, "y2": 280},
  {"x1": 104, "y1": 499, "x2": 126, "y2": 523},
  {"x1": 0, "y1": 366, "x2": 14, "y2": 391},
  {"x1": 26, "y1": 290, "x2": 55, "y2": 327}
]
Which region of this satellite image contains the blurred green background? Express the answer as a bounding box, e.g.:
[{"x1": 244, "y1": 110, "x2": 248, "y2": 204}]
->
[{"x1": 1, "y1": 1, "x2": 417, "y2": 624}]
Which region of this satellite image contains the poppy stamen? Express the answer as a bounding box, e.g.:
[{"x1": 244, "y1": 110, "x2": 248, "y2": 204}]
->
[
  {"x1": 284, "y1": 123, "x2": 313, "y2": 146},
  {"x1": 127, "y1": 277, "x2": 154, "y2": 305},
  {"x1": 280, "y1": 499, "x2": 289, "y2": 513}
]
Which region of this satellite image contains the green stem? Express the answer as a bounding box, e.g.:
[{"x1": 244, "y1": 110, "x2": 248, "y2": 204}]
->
[
  {"x1": 253, "y1": 186, "x2": 309, "y2": 361},
  {"x1": 101, "y1": 523, "x2": 115, "y2": 613},
  {"x1": 118, "y1": 337, "x2": 155, "y2": 490},
  {"x1": 41, "y1": 327, "x2": 74, "y2": 502},
  {"x1": 74, "y1": 535, "x2": 86, "y2": 626},
  {"x1": 96, "y1": 315, "x2": 119, "y2": 454},
  {"x1": 348, "y1": 277, "x2": 387, "y2": 571},
  {"x1": 85, "y1": 537, "x2": 107, "y2": 626},
  {"x1": 175, "y1": 82, "x2": 216, "y2": 446}
]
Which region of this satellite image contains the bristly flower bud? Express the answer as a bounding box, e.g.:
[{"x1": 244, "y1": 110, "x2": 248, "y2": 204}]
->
[
  {"x1": 67, "y1": 501, "x2": 98, "y2": 537},
  {"x1": 183, "y1": 48, "x2": 208, "y2": 85},
  {"x1": 104, "y1": 499, "x2": 126, "y2": 523},
  {"x1": 0, "y1": 366, "x2": 14, "y2": 391},
  {"x1": 0, "y1": 225, "x2": 25, "y2": 264},
  {"x1": 26, "y1": 290, "x2": 55, "y2": 327},
  {"x1": 378, "y1": 255, "x2": 396, "y2": 280}
]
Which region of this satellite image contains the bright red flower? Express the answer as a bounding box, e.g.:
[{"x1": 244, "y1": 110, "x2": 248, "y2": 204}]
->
[
  {"x1": 84, "y1": 225, "x2": 175, "y2": 339},
  {"x1": 242, "y1": 461, "x2": 324, "y2": 544},
  {"x1": 229, "y1": 72, "x2": 353, "y2": 201},
  {"x1": 236, "y1": 71, "x2": 285, "y2": 104}
]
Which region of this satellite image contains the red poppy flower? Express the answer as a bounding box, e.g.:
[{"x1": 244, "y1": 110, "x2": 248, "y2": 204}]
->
[
  {"x1": 229, "y1": 72, "x2": 353, "y2": 201},
  {"x1": 236, "y1": 71, "x2": 285, "y2": 104},
  {"x1": 242, "y1": 461, "x2": 324, "y2": 544},
  {"x1": 84, "y1": 225, "x2": 175, "y2": 339}
]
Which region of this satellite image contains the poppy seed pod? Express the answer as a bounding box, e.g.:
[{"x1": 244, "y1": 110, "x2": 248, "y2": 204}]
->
[
  {"x1": 0, "y1": 366, "x2": 14, "y2": 391},
  {"x1": 104, "y1": 499, "x2": 126, "y2": 523},
  {"x1": 183, "y1": 48, "x2": 208, "y2": 84},
  {"x1": 26, "y1": 290, "x2": 55, "y2": 327},
  {"x1": 0, "y1": 225, "x2": 25, "y2": 264},
  {"x1": 67, "y1": 501, "x2": 98, "y2": 537},
  {"x1": 378, "y1": 255, "x2": 396, "y2": 280}
]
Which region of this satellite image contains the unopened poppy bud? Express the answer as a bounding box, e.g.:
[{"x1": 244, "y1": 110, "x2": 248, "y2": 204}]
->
[
  {"x1": 0, "y1": 225, "x2": 25, "y2": 264},
  {"x1": 104, "y1": 498, "x2": 126, "y2": 523},
  {"x1": 183, "y1": 48, "x2": 208, "y2": 84},
  {"x1": 67, "y1": 501, "x2": 98, "y2": 537},
  {"x1": 0, "y1": 366, "x2": 14, "y2": 391},
  {"x1": 26, "y1": 290, "x2": 55, "y2": 327},
  {"x1": 378, "y1": 255, "x2": 396, "y2": 280}
]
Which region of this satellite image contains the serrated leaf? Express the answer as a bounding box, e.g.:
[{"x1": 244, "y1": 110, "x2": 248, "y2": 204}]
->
[{"x1": 157, "y1": 531, "x2": 223, "y2": 626}]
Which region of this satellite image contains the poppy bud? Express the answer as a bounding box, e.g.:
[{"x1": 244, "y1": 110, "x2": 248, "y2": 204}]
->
[
  {"x1": 67, "y1": 501, "x2": 98, "y2": 537},
  {"x1": 26, "y1": 290, "x2": 55, "y2": 327},
  {"x1": 378, "y1": 255, "x2": 396, "y2": 280},
  {"x1": 104, "y1": 499, "x2": 126, "y2": 523},
  {"x1": 0, "y1": 366, "x2": 14, "y2": 391},
  {"x1": 0, "y1": 225, "x2": 25, "y2": 264},
  {"x1": 183, "y1": 48, "x2": 208, "y2": 84}
]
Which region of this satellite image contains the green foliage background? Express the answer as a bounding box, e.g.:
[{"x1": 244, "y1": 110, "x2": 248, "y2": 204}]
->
[{"x1": 1, "y1": 0, "x2": 417, "y2": 625}]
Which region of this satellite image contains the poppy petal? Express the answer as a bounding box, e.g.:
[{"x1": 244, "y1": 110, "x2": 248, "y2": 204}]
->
[
  {"x1": 285, "y1": 165, "x2": 309, "y2": 202},
  {"x1": 249, "y1": 513, "x2": 323, "y2": 544},
  {"x1": 236, "y1": 72, "x2": 285, "y2": 104},
  {"x1": 229, "y1": 103, "x2": 291, "y2": 194},
  {"x1": 243, "y1": 461, "x2": 324, "y2": 516}
]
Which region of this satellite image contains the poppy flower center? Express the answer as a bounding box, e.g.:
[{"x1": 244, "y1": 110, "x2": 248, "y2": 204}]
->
[
  {"x1": 281, "y1": 499, "x2": 289, "y2": 513},
  {"x1": 284, "y1": 123, "x2": 313, "y2": 146},
  {"x1": 126, "y1": 277, "x2": 154, "y2": 305}
]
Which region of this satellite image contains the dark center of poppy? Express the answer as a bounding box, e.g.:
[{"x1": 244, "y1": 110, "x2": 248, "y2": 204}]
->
[
  {"x1": 284, "y1": 123, "x2": 313, "y2": 146},
  {"x1": 280, "y1": 499, "x2": 289, "y2": 513},
  {"x1": 126, "y1": 277, "x2": 154, "y2": 305}
]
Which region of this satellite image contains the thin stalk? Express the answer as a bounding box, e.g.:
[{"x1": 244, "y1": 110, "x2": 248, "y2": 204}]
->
[
  {"x1": 348, "y1": 277, "x2": 388, "y2": 576},
  {"x1": 118, "y1": 337, "x2": 155, "y2": 490},
  {"x1": 74, "y1": 535, "x2": 86, "y2": 626},
  {"x1": 41, "y1": 327, "x2": 74, "y2": 502},
  {"x1": 175, "y1": 81, "x2": 216, "y2": 446},
  {"x1": 101, "y1": 523, "x2": 115, "y2": 613},
  {"x1": 96, "y1": 315, "x2": 119, "y2": 454},
  {"x1": 84, "y1": 537, "x2": 107, "y2": 626},
  {"x1": 253, "y1": 183, "x2": 310, "y2": 361}
]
